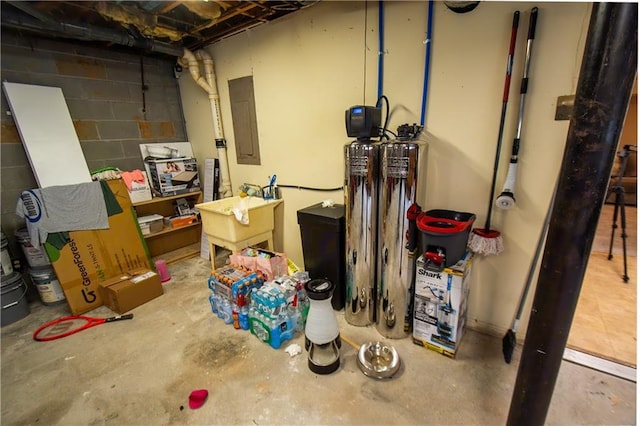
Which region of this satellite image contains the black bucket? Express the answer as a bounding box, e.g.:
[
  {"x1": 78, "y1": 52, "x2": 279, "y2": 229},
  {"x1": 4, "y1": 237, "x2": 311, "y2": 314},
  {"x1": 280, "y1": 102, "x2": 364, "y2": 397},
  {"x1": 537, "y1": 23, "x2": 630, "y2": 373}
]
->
[
  {"x1": 1, "y1": 272, "x2": 30, "y2": 326},
  {"x1": 416, "y1": 209, "x2": 476, "y2": 267}
]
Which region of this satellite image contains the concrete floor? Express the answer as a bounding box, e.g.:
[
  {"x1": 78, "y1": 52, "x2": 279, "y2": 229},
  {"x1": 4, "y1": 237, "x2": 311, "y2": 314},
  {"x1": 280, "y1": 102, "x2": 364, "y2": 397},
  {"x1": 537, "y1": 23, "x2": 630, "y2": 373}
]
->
[{"x1": 1, "y1": 256, "x2": 636, "y2": 425}]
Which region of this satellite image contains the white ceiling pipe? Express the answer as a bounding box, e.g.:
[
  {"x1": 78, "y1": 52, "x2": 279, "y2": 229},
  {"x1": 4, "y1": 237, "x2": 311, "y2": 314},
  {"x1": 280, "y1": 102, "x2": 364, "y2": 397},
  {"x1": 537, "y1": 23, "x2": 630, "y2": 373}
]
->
[
  {"x1": 196, "y1": 50, "x2": 226, "y2": 144},
  {"x1": 182, "y1": 48, "x2": 233, "y2": 198}
]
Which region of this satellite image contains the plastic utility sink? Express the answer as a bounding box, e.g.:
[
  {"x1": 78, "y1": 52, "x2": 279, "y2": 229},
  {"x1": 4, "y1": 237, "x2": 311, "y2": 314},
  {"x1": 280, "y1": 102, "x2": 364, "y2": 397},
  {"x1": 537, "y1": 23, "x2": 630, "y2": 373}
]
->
[{"x1": 196, "y1": 196, "x2": 282, "y2": 268}]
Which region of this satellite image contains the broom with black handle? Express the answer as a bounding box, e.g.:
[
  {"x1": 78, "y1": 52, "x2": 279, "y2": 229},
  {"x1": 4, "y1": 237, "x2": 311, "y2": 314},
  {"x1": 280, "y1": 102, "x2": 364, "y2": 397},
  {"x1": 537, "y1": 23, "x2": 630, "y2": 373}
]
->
[
  {"x1": 503, "y1": 180, "x2": 557, "y2": 364},
  {"x1": 468, "y1": 10, "x2": 519, "y2": 256}
]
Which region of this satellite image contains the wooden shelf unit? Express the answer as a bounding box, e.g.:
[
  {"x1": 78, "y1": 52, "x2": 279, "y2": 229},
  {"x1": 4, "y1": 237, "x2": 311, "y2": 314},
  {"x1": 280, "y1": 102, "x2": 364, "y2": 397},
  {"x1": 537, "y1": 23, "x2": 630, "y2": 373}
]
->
[
  {"x1": 151, "y1": 242, "x2": 202, "y2": 265},
  {"x1": 133, "y1": 191, "x2": 203, "y2": 260}
]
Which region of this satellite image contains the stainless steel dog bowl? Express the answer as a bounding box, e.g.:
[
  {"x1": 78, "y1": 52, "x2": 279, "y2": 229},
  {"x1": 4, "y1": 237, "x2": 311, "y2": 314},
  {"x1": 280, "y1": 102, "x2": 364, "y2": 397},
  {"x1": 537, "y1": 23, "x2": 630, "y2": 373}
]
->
[{"x1": 357, "y1": 341, "x2": 401, "y2": 379}]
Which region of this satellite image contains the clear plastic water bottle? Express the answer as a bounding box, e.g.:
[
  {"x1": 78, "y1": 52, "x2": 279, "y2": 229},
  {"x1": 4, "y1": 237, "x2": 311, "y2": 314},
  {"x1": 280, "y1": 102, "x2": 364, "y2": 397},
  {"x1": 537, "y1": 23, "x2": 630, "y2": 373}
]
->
[
  {"x1": 220, "y1": 298, "x2": 233, "y2": 324},
  {"x1": 208, "y1": 274, "x2": 216, "y2": 292},
  {"x1": 209, "y1": 291, "x2": 218, "y2": 314}
]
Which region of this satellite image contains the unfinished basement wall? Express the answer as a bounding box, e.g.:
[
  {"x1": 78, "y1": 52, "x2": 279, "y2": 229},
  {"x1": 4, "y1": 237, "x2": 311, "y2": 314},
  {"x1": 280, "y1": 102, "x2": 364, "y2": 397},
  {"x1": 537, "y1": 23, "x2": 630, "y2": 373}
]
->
[
  {"x1": 180, "y1": 1, "x2": 592, "y2": 339},
  {"x1": 0, "y1": 31, "x2": 187, "y2": 253}
]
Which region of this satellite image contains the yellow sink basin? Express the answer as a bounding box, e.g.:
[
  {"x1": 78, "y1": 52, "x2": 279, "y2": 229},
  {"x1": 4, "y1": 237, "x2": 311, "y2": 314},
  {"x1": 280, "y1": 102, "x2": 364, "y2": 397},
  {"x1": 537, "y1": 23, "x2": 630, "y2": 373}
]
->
[{"x1": 196, "y1": 196, "x2": 282, "y2": 243}]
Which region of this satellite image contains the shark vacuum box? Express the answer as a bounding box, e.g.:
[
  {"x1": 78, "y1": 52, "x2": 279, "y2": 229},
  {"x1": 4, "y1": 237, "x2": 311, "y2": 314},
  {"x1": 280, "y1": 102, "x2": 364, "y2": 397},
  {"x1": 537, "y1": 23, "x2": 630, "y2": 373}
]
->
[{"x1": 412, "y1": 251, "x2": 473, "y2": 358}]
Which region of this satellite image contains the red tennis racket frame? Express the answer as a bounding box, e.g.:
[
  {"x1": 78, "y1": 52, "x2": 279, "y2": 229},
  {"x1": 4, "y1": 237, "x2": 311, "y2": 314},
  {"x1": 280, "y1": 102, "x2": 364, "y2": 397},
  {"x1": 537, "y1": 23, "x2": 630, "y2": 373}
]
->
[{"x1": 33, "y1": 314, "x2": 134, "y2": 342}]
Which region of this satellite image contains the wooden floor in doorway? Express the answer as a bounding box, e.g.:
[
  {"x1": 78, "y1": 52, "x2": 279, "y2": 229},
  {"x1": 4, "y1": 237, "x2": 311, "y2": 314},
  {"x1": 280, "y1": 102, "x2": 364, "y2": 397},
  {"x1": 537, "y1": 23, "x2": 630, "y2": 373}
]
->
[{"x1": 566, "y1": 204, "x2": 637, "y2": 368}]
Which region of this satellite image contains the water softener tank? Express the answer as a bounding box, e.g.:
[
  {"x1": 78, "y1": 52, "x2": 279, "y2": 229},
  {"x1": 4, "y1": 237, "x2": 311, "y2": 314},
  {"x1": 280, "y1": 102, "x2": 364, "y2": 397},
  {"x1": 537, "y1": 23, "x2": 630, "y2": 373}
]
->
[
  {"x1": 376, "y1": 140, "x2": 423, "y2": 338},
  {"x1": 345, "y1": 140, "x2": 380, "y2": 326}
]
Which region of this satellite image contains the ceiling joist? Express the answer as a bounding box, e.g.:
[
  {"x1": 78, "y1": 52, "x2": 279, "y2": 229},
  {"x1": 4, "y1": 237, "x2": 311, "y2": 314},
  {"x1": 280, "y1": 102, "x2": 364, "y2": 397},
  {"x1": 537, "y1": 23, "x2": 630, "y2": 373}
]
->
[{"x1": 1, "y1": 1, "x2": 318, "y2": 55}]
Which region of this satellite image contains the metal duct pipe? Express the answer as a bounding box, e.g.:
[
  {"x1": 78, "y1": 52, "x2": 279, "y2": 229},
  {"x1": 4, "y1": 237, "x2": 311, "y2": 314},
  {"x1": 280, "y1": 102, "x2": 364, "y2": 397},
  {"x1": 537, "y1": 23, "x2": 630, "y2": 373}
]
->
[
  {"x1": 4, "y1": 1, "x2": 55, "y2": 24},
  {"x1": 1, "y1": 8, "x2": 184, "y2": 57},
  {"x1": 507, "y1": 3, "x2": 637, "y2": 425},
  {"x1": 181, "y1": 48, "x2": 233, "y2": 199}
]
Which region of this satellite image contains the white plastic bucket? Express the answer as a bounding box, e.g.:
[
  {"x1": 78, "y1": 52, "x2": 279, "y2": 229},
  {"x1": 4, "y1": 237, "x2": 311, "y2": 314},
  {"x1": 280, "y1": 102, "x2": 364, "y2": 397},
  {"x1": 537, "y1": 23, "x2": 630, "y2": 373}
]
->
[
  {"x1": 29, "y1": 266, "x2": 65, "y2": 306},
  {"x1": 1, "y1": 272, "x2": 30, "y2": 326},
  {"x1": 0, "y1": 232, "x2": 13, "y2": 276},
  {"x1": 15, "y1": 228, "x2": 50, "y2": 268}
]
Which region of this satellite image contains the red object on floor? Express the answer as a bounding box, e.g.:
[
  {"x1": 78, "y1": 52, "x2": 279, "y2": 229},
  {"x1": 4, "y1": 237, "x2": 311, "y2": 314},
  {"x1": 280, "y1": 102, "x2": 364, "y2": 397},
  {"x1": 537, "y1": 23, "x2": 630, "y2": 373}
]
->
[{"x1": 189, "y1": 389, "x2": 208, "y2": 409}]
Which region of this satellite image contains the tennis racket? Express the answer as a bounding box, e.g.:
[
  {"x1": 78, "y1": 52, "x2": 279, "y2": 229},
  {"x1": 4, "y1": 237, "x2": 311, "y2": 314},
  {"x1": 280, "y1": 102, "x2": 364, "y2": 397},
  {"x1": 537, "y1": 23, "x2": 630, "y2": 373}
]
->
[{"x1": 33, "y1": 314, "x2": 134, "y2": 342}]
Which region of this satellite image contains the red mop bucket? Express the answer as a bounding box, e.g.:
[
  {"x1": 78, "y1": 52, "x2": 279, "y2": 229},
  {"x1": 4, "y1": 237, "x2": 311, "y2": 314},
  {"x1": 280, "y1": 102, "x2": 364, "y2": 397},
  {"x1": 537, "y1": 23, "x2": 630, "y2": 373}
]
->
[{"x1": 416, "y1": 210, "x2": 476, "y2": 267}]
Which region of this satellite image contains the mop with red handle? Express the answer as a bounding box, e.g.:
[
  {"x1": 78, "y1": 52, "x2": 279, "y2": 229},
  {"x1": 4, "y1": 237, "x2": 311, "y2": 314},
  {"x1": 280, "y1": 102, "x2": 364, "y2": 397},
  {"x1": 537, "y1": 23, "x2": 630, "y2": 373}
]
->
[
  {"x1": 495, "y1": 7, "x2": 539, "y2": 211},
  {"x1": 468, "y1": 10, "x2": 520, "y2": 256}
]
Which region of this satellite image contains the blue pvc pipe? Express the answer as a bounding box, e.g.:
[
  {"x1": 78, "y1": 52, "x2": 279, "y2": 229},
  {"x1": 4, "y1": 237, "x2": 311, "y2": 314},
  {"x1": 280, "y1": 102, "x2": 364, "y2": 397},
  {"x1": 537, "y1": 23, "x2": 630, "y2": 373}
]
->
[
  {"x1": 420, "y1": 0, "x2": 434, "y2": 126},
  {"x1": 377, "y1": 0, "x2": 384, "y2": 100}
]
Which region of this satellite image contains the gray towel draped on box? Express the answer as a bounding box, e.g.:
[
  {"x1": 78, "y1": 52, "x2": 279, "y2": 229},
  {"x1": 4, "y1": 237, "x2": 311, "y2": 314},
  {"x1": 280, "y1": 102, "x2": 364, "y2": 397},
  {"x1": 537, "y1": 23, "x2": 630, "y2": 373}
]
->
[{"x1": 16, "y1": 181, "x2": 109, "y2": 247}]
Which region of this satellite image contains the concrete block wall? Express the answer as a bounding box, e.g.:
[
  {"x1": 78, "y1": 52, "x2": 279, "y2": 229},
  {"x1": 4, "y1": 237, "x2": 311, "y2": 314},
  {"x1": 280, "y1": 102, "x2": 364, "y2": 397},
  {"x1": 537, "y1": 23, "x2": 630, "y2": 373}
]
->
[{"x1": 0, "y1": 30, "x2": 187, "y2": 253}]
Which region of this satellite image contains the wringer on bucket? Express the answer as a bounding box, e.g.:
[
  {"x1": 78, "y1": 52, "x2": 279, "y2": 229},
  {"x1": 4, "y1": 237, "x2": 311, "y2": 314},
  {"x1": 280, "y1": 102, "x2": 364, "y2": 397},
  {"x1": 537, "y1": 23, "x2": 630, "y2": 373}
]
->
[{"x1": 416, "y1": 209, "x2": 476, "y2": 269}]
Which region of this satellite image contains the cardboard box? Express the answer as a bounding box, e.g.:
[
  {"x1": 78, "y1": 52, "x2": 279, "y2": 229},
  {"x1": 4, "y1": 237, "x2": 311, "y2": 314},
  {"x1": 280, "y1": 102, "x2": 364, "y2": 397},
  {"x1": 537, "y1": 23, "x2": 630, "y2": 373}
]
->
[
  {"x1": 99, "y1": 269, "x2": 163, "y2": 314},
  {"x1": 146, "y1": 157, "x2": 200, "y2": 197},
  {"x1": 126, "y1": 171, "x2": 152, "y2": 204},
  {"x1": 412, "y1": 251, "x2": 473, "y2": 358},
  {"x1": 137, "y1": 214, "x2": 164, "y2": 235},
  {"x1": 44, "y1": 180, "x2": 152, "y2": 315},
  {"x1": 165, "y1": 214, "x2": 197, "y2": 229}
]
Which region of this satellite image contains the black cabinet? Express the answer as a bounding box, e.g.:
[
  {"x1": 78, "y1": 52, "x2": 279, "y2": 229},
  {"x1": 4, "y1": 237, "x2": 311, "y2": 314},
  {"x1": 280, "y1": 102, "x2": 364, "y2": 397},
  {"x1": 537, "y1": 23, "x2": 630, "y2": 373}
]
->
[{"x1": 297, "y1": 203, "x2": 346, "y2": 310}]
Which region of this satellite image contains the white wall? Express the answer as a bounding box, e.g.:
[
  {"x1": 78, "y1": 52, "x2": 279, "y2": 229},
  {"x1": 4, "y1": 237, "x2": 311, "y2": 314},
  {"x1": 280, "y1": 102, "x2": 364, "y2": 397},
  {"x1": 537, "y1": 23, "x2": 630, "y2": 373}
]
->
[{"x1": 179, "y1": 1, "x2": 591, "y2": 339}]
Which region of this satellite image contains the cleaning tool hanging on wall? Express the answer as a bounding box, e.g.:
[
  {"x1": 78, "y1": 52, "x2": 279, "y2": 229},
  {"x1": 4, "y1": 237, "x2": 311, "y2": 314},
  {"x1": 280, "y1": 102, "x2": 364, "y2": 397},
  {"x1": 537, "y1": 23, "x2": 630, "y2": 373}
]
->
[
  {"x1": 495, "y1": 7, "x2": 539, "y2": 210},
  {"x1": 420, "y1": 0, "x2": 435, "y2": 127},
  {"x1": 468, "y1": 11, "x2": 520, "y2": 256},
  {"x1": 377, "y1": 0, "x2": 385, "y2": 100},
  {"x1": 502, "y1": 179, "x2": 557, "y2": 364}
]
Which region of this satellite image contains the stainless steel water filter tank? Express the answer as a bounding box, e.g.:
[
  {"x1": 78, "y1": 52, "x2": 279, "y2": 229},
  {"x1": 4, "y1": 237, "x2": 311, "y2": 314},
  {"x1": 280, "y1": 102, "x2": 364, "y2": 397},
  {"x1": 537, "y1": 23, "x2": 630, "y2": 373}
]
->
[
  {"x1": 345, "y1": 141, "x2": 380, "y2": 326},
  {"x1": 376, "y1": 141, "x2": 422, "y2": 338}
]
